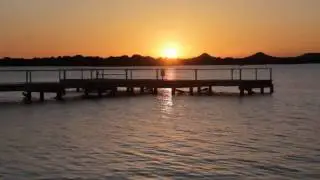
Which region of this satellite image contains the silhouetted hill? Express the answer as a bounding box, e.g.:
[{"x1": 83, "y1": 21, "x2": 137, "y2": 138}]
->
[
  {"x1": 185, "y1": 53, "x2": 219, "y2": 65},
  {"x1": 237, "y1": 52, "x2": 278, "y2": 65},
  {"x1": 297, "y1": 53, "x2": 320, "y2": 63},
  {"x1": 0, "y1": 52, "x2": 320, "y2": 66},
  {"x1": 249, "y1": 52, "x2": 272, "y2": 58}
]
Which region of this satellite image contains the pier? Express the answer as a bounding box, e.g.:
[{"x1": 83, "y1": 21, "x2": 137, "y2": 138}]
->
[{"x1": 0, "y1": 67, "x2": 274, "y2": 102}]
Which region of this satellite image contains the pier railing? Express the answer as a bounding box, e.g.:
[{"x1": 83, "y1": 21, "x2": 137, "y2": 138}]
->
[{"x1": 0, "y1": 67, "x2": 272, "y2": 84}]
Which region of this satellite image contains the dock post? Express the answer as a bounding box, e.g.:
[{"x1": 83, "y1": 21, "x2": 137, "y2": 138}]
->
[
  {"x1": 231, "y1": 69, "x2": 234, "y2": 80},
  {"x1": 248, "y1": 88, "x2": 254, "y2": 96},
  {"x1": 96, "y1": 71, "x2": 99, "y2": 79},
  {"x1": 98, "y1": 89, "x2": 103, "y2": 97},
  {"x1": 81, "y1": 69, "x2": 84, "y2": 80},
  {"x1": 156, "y1": 69, "x2": 159, "y2": 80},
  {"x1": 23, "y1": 91, "x2": 32, "y2": 103},
  {"x1": 130, "y1": 70, "x2": 133, "y2": 80},
  {"x1": 153, "y1": 88, "x2": 158, "y2": 95},
  {"x1": 194, "y1": 69, "x2": 198, "y2": 80},
  {"x1": 110, "y1": 87, "x2": 117, "y2": 97},
  {"x1": 197, "y1": 87, "x2": 201, "y2": 94},
  {"x1": 255, "y1": 68, "x2": 258, "y2": 80},
  {"x1": 270, "y1": 85, "x2": 274, "y2": 94},
  {"x1": 84, "y1": 89, "x2": 89, "y2": 97},
  {"x1": 29, "y1": 71, "x2": 32, "y2": 83},
  {"x1": 125, "y1": 69, "x2": 128, "y2": 80},
  {"x1": 127, "y1": 87, "x2": 134, "y2": 94},
  {"x1": 189, "y1": 87, "x2": 194, "y2": 96},
  {"x1": 26, "y1": 71, "x2": 29, "y2": 83},
  {"x1": 239, "y1": 88, "x2": 245, "y2": 97},
  {"x1": 56, "y1": 91, "x2": 63, "y2": 101},
  {"x1": 58, "y1": 70, "x2": 62, "y2": 80},
  {"x1": 172, "y1": 88, "x2": 176, "y2": 95},
  {"x1": 63, "y1": 70, "x2": 66, "y2": 80},
  {"x1": 209, "y1": 86, "x2": 213, "y2": 95},
  {"x1": 39, "y1": 92, "x2": 44, "y2": 102},
  {"x1": 25, "y1": 71, "x2": 32, "y2": 83},
  {"x1": 140, "y1": 87, "x2": 144, "y2": 94},
  {"x1": 260, "y1": 87, "x2": 265, "y2": 94}
]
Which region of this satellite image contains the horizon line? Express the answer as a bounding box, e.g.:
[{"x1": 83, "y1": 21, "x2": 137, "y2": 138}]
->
[{"x1": 1, "y1": 52, "x2": 319, "y2": 60}]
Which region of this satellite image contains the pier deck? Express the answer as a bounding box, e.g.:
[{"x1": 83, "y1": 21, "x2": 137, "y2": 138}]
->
[{"x1": 0, "y1": 67, "x2": 274, "y2": 102}]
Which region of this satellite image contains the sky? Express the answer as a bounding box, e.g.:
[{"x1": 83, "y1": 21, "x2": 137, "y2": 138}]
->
[{"x1": 0, "y1": 0, "x2": 320, "y2": 58}]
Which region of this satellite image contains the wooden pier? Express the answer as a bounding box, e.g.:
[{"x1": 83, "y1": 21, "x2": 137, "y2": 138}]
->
[{"x1": 0, "y1": 67, "x2": 274, "y2": 102}]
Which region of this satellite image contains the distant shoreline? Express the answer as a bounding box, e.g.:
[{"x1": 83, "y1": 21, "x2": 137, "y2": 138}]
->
[{"x1": 1, "y1": 52, "x2": 319, "y2": 66}]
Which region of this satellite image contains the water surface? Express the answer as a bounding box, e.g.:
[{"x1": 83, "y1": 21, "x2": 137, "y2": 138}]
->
[{"x1": 0, "y1": 65, "x2": 319, "y2": 179}]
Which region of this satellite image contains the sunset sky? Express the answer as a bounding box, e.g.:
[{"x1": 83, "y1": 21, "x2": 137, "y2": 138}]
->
[{"x1": 1, "y1": 0, "x2": 319, "y2": 58}]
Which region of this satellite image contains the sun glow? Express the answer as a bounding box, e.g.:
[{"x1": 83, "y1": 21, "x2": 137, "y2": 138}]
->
[{"x1": 161, "y1": 43, "x2": 181, "y2": 59}]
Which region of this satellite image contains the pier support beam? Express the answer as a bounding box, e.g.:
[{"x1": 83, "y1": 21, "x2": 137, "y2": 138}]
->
[
  {"x1": 239, "y1": 88, "x2": 245, "y2": 97},
  {"x1": 140, "y1": 87, "x2": 144, "y2": 94},
  {"x1": 270, "y1": 85, "x2": 274, "y2": 94},
  {"x1": 153, "y1": 88, "x2": 158, "y2": 95},
  {"x1": 260, "y1": 87, "x2": 265, "y2": 94},
  {"x1": 172, "y1": 88, "x2": 176, "y2": 96},
  {"x1": 110, "y1": 87, "x2": 117, "y2": 97},
  {"x1": 197, "y1": 87, "x2": 201, "y2": 94},
  {"x1": 208, "y1": 86, "x2": 213, "y2": 95},
  {"x1": 127, "y1": 87, "x2": 134, "y2": 94},
  {"x1": 247, "y1": 88, "x2": 254, "y2": 96},
  {"x1": 84, "y1": 89, "x2": 89, "y2": 97},
  {"x1": 39, "y1": 92, "x2": 44, "y2": 102},
  {"x1": 55, "y1": 91, "x2": 63, "y2": 101},
  {"x1": 23, "y1": 91, "x2": 32, "y2": 103},
  {"x1": 189, "y1": 87, "x2": 194, "y2": 96},
  {"x1": 98, "y1": 89, "x2": 103, "y2": 97}
]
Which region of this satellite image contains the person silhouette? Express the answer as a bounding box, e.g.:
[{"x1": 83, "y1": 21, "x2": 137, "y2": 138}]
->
[{"x1": 160, "y1": 69, "x2": 165, "y2": 80}]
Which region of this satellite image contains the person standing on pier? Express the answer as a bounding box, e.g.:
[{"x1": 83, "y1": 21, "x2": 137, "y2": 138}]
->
[{"x1": 161, "y1": 69, "x2": 166, "y2": 80}]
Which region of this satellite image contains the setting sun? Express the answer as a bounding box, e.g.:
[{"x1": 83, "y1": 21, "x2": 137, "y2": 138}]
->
[
  {"x1": 160, "y1": 42, "x2": 181, "y2": 59},
  {"x1": 162, "y1": 48, "x2": 178, "y2": 59}
]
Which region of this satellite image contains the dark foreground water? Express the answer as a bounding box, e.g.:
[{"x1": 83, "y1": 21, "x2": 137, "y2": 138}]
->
[{"x1": 0, "y1": 65, "x2": 319, "y2": 179}]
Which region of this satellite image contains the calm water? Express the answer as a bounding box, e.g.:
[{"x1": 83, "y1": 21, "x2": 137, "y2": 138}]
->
[{"x1": 0, "y1": 65, "x2": 319, "y2": 179}]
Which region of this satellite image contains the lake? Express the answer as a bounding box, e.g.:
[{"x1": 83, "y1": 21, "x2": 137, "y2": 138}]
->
[{"x1": 0, "y1": 65, "x2": 319, "y2": 179}]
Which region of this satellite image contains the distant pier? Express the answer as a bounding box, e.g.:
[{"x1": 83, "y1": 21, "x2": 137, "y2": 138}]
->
[{"x1": 0, "y1": 67, "x2": 274, "y2": 103}]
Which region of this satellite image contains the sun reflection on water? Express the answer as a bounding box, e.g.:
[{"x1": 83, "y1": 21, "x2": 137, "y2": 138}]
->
[
  {"x1": 157, "y1": 68, "x2": 176, "y2": 115},
  {"x1": 158, "y1": 88, "x2": 173, "y2": 116},
  {"x1": 164, "y1": 68, "x2": 176, "y2": 80}
]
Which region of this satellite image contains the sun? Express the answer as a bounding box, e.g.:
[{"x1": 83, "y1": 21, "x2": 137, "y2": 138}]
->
[
  {"x1": 159, "y1": 42, "x2": 182, "y2": 59},
  {"x1": 162, "y1": 48, "x2": 178, "y2": 59}
]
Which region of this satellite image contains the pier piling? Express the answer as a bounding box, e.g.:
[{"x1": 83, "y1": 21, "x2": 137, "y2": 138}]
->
[
  {"x1": 172, "y1": 88, "x2": 176, "y2": 95},
  {"x1": 189, "y1": 87, "x2": 194, "y2": 96},
  {"x1": 39, "y1": 92, "x2": 44, "y2": 102},
  {"x1": 209, "y1": 86, "x2": 213, "y2": 95}
]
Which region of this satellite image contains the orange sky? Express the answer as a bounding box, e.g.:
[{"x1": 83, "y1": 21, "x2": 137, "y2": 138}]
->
[{"x1": 0, "y1": 0, "x2": 320, "y2": 58}]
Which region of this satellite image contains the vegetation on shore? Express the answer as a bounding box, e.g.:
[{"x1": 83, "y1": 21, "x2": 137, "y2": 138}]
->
[{"x1": 1, "y1": 52, "x2": 319, "y2": 66}]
